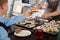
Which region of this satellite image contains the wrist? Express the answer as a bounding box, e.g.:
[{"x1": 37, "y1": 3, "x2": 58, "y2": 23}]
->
[
  {"x1": 48, "y1": 11, "x2": 59, "y2": 17},
  {"x1": 48, "y1": 13, "x2": 52, "y2": 17}
]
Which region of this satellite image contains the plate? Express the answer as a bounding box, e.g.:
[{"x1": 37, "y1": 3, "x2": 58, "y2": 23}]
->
[{"x1": 14, "y1": 30, "x2": 31, "y2": 37}]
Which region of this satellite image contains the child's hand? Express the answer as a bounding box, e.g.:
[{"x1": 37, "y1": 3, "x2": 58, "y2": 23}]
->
[{"x1": 24, "y1": 9, "x2": 32, "y2": 18}]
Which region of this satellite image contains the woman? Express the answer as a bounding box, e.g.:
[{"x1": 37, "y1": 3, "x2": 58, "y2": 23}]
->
[
  {"x1": 41, "y1": 0, "x2": 60, "y2": 19},
  {"x1": 0, "y1": 0, "x2": 28, "y2": 40}
]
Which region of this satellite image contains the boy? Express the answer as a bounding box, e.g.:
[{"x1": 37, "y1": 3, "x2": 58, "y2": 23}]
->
[{"x1": 0, "y1": 0, "x2": 28, "y2": 40}]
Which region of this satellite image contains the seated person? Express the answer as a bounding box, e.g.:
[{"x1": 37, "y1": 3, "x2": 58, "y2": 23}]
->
[
  {"x1": 0, "y1": 0, "x2": 30, "y2": 40},
  {"x1": 41, "y1": 0, "x2": 60, "y2": 40},
  {"x1": 26, "y1": 0, "x2": 59, "y2": 19},
  {"x1": 41, "y1": 0, "x2": 60, "y2": 19}
]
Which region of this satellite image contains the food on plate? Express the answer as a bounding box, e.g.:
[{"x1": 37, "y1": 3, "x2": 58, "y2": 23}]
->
[
  {"x1": 25, "y1": 20, "x2": 32, "y2": 23},
  {"x1": 19, "y1": 19, "x2": 39, "y2": 28},
  {"x1": 20, "y1": 21, "x2": 26, "y2": 25},
  {"x1": 31, "y1": 24, "x2": 36, "y2": 27},
  {"x1": 36, "y1": 20, "x2": 59, "y2": 33},
  {"x1": 57, "y1": 21, "x2": 60, "y2": 23},
  {"x1": 14, "y1": 30, "x2": 31, "y2": 37},
  {"x1": 26, "y1": 24, "x2": 36, "y2": 28},
  {"x1": 46, "y1": 28, "x2": 50, "y2": 32},
  {"x1": 37, "y1": 26, "x2": 41, "y2": 29},
  {"x1": 53, "y1": 27, "x2": 59, "y2": 32},
  {"x1": 31, "y1": 9, "x2": 38, "y2": 12},
  {"x1": 15, "y1": 28, "x2": 21, "y2": 34}
]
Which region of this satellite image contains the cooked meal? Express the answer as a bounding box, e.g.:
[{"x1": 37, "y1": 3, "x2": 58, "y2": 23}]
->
[
  {"x1": 15, "y1": 28, "x2": 21, "y2": 34},
  {"x1": 30, "y1": 24, "x2": 36, "y2": 27},
  {"x1": 25, "y1": 20, "x2": 33, "y2": 23},
  {"x1": 36, "y1": 20, "x2": 59, "y2": 33},
  {"x1": 19, "y1": 20, "x2": 38, "y2": 28},
  {"x1": 25, "y1": 24, "x2": 36, "y2": 28},
  {"x1": 20, "y1": 21, "x2": 26, "y2": 25}
]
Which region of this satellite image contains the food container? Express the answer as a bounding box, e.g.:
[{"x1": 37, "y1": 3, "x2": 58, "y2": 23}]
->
[{"x1": 33, "y1": 20, "x2": 59, "y2": 35}]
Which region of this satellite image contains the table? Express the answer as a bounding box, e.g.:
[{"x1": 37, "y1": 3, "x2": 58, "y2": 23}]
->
[{"x1": 9, "y1": 25, "x2": 57, "y2": 40}]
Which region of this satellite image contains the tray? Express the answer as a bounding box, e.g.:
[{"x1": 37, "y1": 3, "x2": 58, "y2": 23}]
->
[
  {"x1": 17, "y1": 18, "x2": 49, "y2": 29},
  {"x1": 43, "y1": 31, "x2": 58, "y2": 35},
  {"x1": 16, "y1": 20, "x2": 41, "y2": 28}
]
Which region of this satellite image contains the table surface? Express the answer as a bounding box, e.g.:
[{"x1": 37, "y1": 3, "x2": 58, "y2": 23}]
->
[{"x1": 9, "y1": 25, "x2": 57, "y2": 40}]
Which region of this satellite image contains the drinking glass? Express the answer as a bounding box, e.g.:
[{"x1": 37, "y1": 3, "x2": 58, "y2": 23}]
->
[{"x1": 35, "y1": 29, "x2": 43, "y2": 39}]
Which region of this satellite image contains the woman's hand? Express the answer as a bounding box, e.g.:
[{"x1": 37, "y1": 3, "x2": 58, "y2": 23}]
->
[{"x1": 41, "y1": 13, "x2": 50, "y2": 18}]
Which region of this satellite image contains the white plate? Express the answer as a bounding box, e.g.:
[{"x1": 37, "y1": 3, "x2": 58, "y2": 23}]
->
[{"x1": 14, "y1": 30, "x2": 31, "y2": 37}]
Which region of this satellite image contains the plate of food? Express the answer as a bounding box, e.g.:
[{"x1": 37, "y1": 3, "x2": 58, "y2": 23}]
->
[
  {"x1": 35, "y1": 20, "x2": 59, "y2": 35},
  {"x1": 14, "y1": 29, "x2": 31, "y2": 37},
  {"x1": 18, "y1": 20, "x2": 38, "y2": 28}
]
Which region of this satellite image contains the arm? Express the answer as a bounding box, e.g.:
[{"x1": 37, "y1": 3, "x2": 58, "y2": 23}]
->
[
  {"x1": 5, "y1": 14, "x2": 25, "y2": 26},
  {"x1": 41, "y1": 1, "x2": 60, "y2": 18},
  {"x1": 48, "y1": 1, "x2": 60, "y2": 17},
  {"x1": 48, "y1": 11, "x2": 60, "y2": 17},
  {"x1": 41, "y1": 11, "x2": 60, "y2": 18}
]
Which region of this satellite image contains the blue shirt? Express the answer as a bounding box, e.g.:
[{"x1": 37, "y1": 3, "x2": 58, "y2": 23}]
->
[{"x1": 0, "y1": 14, "x2": 25, "y2": 40}]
